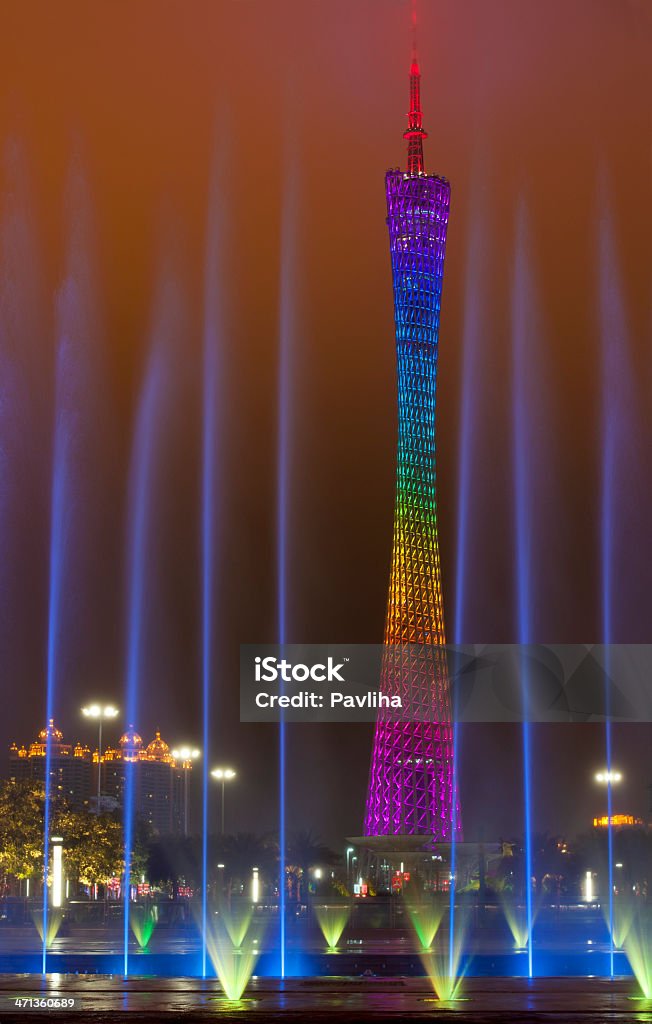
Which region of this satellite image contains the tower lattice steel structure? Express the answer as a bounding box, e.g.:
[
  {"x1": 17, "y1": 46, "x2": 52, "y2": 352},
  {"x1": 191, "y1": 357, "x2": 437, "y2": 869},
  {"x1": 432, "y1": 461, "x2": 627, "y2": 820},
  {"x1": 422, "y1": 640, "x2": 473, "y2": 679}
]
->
[{"x1": 364, "y1": 59, "x2": 460, "y2": 838}]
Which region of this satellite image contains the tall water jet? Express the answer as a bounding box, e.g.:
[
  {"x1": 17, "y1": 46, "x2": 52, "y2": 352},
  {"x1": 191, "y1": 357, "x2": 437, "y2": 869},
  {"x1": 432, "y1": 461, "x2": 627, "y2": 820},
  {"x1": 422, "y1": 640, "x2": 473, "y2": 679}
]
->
[
  {"x1": 597, "y1": 170, "x2": 638, "y2": 979},
  {"x1": 452, "y1": 184, "x2": 488, "y2": 984},
  {"x1": 200, "y1": 135, "x2": 227, "y2": 977},
  {"x1": 510, "y1": 199, "x2": 550, "y2": 977},
  {"x1": 42, "y1": 156, "x2": 105, "y2": 974},
  {"x1": 276, "y1": 159, "x2": 299, "y2": 979},
  {"x1": 123, "y1": 262, "x2": 185, "y2": 976}
]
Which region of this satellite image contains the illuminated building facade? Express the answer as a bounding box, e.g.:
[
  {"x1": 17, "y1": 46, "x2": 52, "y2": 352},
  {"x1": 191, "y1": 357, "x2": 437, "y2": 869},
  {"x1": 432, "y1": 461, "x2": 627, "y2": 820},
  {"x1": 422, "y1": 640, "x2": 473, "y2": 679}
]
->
[
  {"x1": 364, "y1": 59, "x2": 459, "y2": 838},
  {"x1": 593, "y1": 814, "x2": 644, "y2": 829},
  {"x1": 9, "y1": 720, "x2": 91, "y2": 811},
  {"x1": 8, "y1": 723, "x2": 188, "y2": 834},
  {"x1": 100, "y1": 728, "x2": 186, "y2": 835}
]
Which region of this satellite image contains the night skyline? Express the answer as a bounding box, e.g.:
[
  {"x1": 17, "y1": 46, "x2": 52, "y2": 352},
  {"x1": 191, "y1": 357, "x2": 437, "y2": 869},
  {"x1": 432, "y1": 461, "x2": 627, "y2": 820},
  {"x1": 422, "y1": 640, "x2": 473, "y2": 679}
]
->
[{"x1": 0, "y1": 1, "x2": 651, "y2": 846}]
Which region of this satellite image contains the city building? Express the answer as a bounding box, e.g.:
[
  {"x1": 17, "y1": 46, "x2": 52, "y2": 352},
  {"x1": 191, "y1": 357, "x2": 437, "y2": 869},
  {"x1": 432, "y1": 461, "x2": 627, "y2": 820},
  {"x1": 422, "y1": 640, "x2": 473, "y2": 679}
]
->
[
  {"x1": 8, "y1": 720, "x2": 92, "y2": 811},
  {"x1": 364, "y1": 56, "x2": 459, "y2": 838},
  {"x1": 100, "y1": 727, "x2": 187, "y2": 835},
  {"x1": 593, "y1": 814, "x2": 644, "y2": 829},
  {"x1": 8, "y1": 722, "x2": 190, "y2": 835}
]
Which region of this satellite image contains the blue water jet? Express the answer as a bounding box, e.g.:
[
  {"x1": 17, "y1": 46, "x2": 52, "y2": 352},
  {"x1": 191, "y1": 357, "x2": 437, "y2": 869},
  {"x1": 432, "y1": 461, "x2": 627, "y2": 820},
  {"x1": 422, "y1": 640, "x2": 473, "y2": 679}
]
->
[
  {"x1": 276, "y1": 164, "x2": 299, "y2": 980},
  {"x1": 597, "y1": 171, "x2": 637, "y2": 978},
  {"x1": 200, "y1": 140, "x2": 226, "y2": 977},
  {"x1": 42, "y1": 158, "x2": 101, "y2": 974},
  {"x1": 451, "y1": 197, "x2": 486, "y2": 979},
  {"x1": 123, "y1": 268, "x2": 184, "y2": 977},
  {"x1": 511, "y1": 198, "x2": 550, "y2": 979}
]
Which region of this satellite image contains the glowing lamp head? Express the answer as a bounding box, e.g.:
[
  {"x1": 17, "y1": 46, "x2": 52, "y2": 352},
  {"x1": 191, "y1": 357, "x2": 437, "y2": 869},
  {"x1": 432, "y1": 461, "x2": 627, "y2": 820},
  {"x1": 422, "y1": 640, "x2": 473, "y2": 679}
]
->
[
  {"x1": 172, "y1": 746, "x2": 201, "y2": 763},
  {"x1": 595, "y1": 770, "x2": 622, "y2": 784}
]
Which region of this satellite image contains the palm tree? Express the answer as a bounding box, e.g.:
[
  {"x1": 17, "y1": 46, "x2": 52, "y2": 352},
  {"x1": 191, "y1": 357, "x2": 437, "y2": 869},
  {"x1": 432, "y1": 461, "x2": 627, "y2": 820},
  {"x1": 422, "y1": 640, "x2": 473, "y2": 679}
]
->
[
  {"x1": 286, "y1": 829, "x2": 339, "y2": 902},
  {"x1": 221, "y1": 832, "x2": 277, "y2": 898}
]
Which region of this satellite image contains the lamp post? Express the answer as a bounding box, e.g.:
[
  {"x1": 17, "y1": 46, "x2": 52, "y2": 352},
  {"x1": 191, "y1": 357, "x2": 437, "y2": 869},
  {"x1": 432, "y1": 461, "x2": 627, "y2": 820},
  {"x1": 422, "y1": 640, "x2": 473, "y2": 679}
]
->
[
  {"x1": 595, "y1": 770, "x2": 623, "y2": 785},
  {"x1": 211, "y1": 767, "x2": 236, "y2": 834},
  {"x1": 346, "y1": 846, "x2": 354, "y2": 888},
  {"x1": 594, "y1": 768, "x2": 623, "y2": 825},
  {"x1": 172, "y1": 747, "x2": 201, "y2": 836},
  {"x1": 51, "y1": 836, "x2": 64, "y2": 908},
  {"x1": 82, "y1": 704, "x2": 119, "y2": 812}
]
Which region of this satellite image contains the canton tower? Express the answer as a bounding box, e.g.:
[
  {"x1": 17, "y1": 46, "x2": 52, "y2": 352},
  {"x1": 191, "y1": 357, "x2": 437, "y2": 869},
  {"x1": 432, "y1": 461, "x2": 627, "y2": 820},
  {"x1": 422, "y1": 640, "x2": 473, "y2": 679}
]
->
[{"x1": 364, "y1": 57, "x2": 460, "y2": 839}]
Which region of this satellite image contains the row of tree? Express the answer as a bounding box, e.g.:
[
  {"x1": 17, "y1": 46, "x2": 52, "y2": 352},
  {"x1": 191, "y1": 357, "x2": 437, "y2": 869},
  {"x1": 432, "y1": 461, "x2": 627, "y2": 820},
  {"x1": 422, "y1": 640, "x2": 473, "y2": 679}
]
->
[{"x1": 0, "y1": 779, "x2": 339, "y2": 898}]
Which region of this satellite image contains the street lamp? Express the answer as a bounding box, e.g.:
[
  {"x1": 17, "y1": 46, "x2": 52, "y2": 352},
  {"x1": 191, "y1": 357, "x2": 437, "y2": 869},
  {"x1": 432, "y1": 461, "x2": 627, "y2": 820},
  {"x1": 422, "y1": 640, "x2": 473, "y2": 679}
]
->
[
  {"x1": 346, "y1": 846, "x2": 354, "y2": 886},
  {"x1": 82, "y1": 704, "x2": 119, "y2": 812},
  {"x1": 51, "y1": 836, "x2": 64, "y2": 908},
  {"x1": 595, "y1": 770, "x2": 623, "y2": 784},
  {"x1": 172, "y1": 747, "x2": 201, "y2": 836},
  {"x1": 211, "y1": 767, "x2": 237, "y2": 834}
]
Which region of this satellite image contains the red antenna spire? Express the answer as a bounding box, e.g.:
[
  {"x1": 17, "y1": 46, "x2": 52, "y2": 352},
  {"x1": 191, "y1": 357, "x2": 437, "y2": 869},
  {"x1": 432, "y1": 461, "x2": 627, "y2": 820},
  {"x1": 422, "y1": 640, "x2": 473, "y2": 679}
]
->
[
  {"x1": 404, "y1": 1, "x2": 426, "y2": 174},
  {"x1": 404, "y1": 57, "x2": 427, "y2": 175}
]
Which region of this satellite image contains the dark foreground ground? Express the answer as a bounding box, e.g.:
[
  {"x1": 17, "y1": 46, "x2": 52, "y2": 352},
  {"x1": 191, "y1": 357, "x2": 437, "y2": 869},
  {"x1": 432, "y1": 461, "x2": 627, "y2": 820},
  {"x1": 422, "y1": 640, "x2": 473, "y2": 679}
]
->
[{"x1": 0, "y1": 976, "x2": 651, "y2": 1024}]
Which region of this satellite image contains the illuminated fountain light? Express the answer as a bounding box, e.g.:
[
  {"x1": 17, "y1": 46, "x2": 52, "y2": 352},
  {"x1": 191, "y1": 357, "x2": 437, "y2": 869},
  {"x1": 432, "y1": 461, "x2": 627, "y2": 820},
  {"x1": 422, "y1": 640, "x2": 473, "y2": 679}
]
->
[
  {"x1": 314, "y1": 903, "x2": 351, "y2": 951},
  {"x1": 405, "y1": 895, "x2": 445, "y2": 950},
  {"x1": 129, "y1": 904, "x2": 158, "y2": 950},
  {"x1": 499, "y1": 894, "x2": 530, "y2": 951},
  {"x1": 219, "y1": 903, "x2": 254, "y2": 950},
  {"x1": 419, "y1": 906, "x2": 468, "y2": 1001},
  {"x1": 204, "y1": 906, "x2": 265, "y2": 1001},
  {"x1": 623, "y1": 905, "x2": 652, "y2": 998},
  {"x1": 32, "y1": 909, "x2": 64, "y2": 949},
  {"x1": 602, "y1": 889, "x2": 634, "y2": 951}
]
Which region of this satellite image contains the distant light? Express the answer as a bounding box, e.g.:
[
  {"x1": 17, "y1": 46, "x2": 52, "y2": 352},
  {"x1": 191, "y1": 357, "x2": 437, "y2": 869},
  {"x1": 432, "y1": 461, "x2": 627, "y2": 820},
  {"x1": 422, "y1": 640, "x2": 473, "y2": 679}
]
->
[
  {"x1": 172, "y1": 746, "x2": 201, "y2": 762},
  {"x1": 314, "y1": 868, "x2": 323, "y2": 879},
  {"x1": 585, "y1": 871, "x2": 594, "y2": 903},
  {"x1": 82, "y1": 704, "x2": 119, "y2": 720},
  {"x1": 51, "y1": 837, "x2": 63, "y2": 908},
  {"x1": 595, "y1": 770, "x2": 622, "y2": 784},
  {"x1": 252, "y1": 866, "x2": 260, "y2": 904}
]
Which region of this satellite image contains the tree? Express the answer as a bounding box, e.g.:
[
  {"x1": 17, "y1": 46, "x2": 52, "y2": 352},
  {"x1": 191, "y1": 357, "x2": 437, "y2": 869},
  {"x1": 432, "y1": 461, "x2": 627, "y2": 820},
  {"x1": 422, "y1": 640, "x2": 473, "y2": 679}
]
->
[
  {"x1": 221, "y1": 833, "x2": 277, "y2": 896},
  {"x1": 287, "y1": 829, "x2": 339, "y2": 902},
  {"x1": 53, "y1": 808, "x2": 123, "y2": 889},
  {"x1": 0, "y1": 779, "x2": 46, "y2": 882}
]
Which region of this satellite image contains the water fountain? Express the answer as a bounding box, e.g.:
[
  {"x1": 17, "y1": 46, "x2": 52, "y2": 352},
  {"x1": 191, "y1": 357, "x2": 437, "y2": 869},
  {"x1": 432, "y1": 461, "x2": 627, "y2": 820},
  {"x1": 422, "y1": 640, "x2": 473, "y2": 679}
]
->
[
  {"x1": 405, "y1": 894, "x2": 444, "y2": 951},
  {"x1": 598, "y1": 169, "x2": 640, "y2": 979},
  {"x1": 420, "y1": 907, "x2": 468, "y2": 1002},
  {"x1": 623, "y1": 905, "x2": 652, "y2": 999},
  {"x1": 499, "y1": 894, "x2": 530, "y2": 951},
  {"x1": 314, "y1": 903, "x2": 351, "y2": 951},
  {"x1": 122, "y1": 260, "x2": 186, "y2": 976},
  {"x1": 200, "y1": 137, "x2": 226, "y2": 979},
  {"x1": 129, "y1": 904, "x2": 158, "y2": 951},
  {"x1": 42, "y1": 156, "x2": 104, "y2": 976},
  {"x1": 204, "y1": 907, "x2": 263, "y2": 1001},
  {"x1": 32, "y1": 909, "x2": 63, "y2": 949},
  {"x1": 276, "y1": 162, "x2": 300, "y2": 979}
]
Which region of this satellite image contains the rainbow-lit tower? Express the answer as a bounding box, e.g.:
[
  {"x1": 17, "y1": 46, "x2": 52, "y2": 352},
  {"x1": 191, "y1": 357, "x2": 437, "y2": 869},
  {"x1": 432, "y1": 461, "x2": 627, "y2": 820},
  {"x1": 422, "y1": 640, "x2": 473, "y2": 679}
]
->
[{"x1": 364, "y1": 58, "x2": 459, "y2": 838}]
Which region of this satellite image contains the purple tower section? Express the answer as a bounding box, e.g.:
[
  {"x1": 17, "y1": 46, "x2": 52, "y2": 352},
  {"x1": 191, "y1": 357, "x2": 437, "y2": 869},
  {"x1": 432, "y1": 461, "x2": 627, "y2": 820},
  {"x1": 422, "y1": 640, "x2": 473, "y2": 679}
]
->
[{"x1": 363, "y1": 60, "x2": 460, "y2": 838}]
